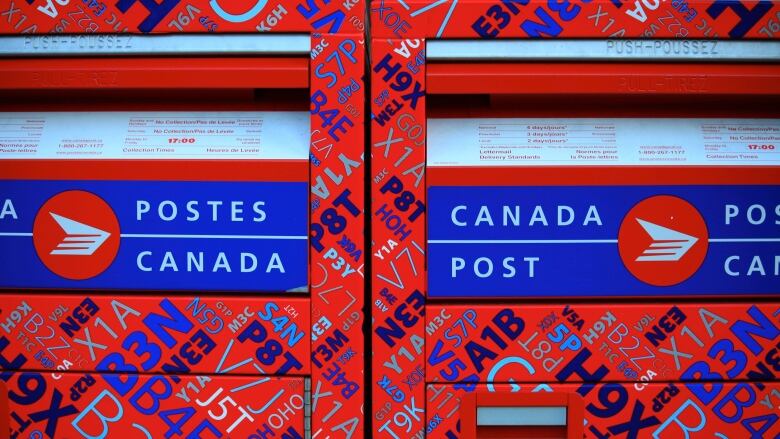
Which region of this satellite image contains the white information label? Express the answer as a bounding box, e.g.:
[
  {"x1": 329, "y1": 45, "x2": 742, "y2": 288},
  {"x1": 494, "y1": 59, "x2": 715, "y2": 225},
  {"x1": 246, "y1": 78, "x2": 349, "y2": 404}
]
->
[
  {"x1": 428, "y1": 118, "x2": 780, "y2": 167},
  {"x1": 0, "y1": 111, "x2": 308, "y2": 160}
]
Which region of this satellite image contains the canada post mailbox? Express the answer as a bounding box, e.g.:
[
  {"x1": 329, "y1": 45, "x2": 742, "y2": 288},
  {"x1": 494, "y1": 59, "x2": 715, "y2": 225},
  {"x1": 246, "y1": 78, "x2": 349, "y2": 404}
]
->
[
  {"x1": 427, "y1": 117, "x2": 780, "y2": 298},
  {"x1": 0, "y1": 111, "x2": 309, "y2": 292},
  {"x1": 371, "y1": 4, "x2": 780, "y2": 437},
  {"x1": 0, "y1": 3, "x2": 366, "y2": 438}
]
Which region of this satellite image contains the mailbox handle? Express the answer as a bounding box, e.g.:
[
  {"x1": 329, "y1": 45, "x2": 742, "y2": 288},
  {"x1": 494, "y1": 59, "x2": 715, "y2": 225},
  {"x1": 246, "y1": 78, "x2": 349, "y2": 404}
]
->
[
  {"x1": 426, "y1": 39, "x2": 780, "y2": 63},
  {"x1": 460, "y1": 391, "x2": 584, "y2": 439},
  {"x1": 0, "y1": 34, "x2": 310, "y2": 57}
]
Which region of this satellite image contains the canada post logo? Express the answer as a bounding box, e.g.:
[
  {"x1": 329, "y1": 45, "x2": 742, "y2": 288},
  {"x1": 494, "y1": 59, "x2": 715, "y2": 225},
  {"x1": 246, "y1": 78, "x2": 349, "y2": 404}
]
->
[
  {"x1": 618, "y1": 195, "x2": 708, "y2": 287},
  {"x1": 33, "y1": 190, "x2": 120, "y2": 280}
]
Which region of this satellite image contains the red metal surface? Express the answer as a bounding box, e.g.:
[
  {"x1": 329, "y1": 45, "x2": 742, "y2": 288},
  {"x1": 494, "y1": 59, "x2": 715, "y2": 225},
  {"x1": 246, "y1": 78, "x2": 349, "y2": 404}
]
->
[
  {"x1": 0, "y1": 57, "x2": 310, "y2": 90},
  {"x1": 475, "y1": 427, "x2": 568, "y2": 438},
  {"x1": 427, "y1": 165, "x2": 780, "y2": 186},
  {"x1": 0, "y1": 382, "x2": 7, "y2": 438},
  {"x1": 308, "y1": 34, "x2": 366, "y2": 439},
  {"x1": 427, "y1": 63, "x2": 780, "y2": 95},
  {"x1": 0, "y1": 160, "x2": 308, "y2": 182}
]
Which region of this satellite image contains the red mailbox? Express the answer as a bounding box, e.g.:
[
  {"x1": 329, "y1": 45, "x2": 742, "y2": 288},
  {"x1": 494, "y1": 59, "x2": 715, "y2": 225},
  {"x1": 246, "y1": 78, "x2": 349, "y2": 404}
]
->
[
  {"x1": 0, "y1": 2, "x2": 366, "y2": 438},
  {"x1": 371, "y1": 1, "x2": 780, "y2": 437}
]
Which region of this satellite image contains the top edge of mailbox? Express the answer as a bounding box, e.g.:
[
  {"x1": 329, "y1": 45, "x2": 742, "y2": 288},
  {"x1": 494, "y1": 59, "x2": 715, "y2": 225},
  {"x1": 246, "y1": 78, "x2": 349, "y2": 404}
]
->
[{"x1": 0, "y1": 111, "x2": 309, "y2": 163}]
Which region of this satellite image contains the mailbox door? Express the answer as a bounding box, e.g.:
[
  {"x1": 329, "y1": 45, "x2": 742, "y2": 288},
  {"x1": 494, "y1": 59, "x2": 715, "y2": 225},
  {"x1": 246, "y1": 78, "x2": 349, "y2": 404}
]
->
[
  {"x1": 0, "y1": 14, "x2": 366, "y2": 438},
  {"x1": 372, "y1": 21, "x2": 779, "y2": 439}
]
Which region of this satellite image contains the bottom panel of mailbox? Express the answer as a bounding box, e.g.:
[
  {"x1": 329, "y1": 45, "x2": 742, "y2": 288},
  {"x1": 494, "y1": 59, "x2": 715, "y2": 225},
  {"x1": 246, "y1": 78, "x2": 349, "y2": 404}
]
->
[
  {"x1": 425, "y1": 303, "x2": 780, "y2": 383},
  {"x1": 2, "y1": 372, "x2": 307, "y2": 438},
  {"x1": 425, "y1": 382, "x2": 780, "y2": 438}
]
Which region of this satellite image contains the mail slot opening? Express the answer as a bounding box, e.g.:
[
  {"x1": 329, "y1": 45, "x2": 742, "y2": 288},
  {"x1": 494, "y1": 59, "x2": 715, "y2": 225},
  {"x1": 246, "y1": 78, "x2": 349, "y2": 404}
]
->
[
  {"x1": 476, "y1": 406, "x2": 568, "y2": 438},
  {"x1": 461, "y1": 392, "x2": 584, "y2": 439}
]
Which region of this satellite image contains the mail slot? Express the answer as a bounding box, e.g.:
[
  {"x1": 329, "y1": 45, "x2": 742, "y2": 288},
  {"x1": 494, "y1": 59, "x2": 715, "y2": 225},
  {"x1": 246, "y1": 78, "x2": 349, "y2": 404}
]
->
[{"x1": 460, "y1": 392, "x2": 583, "y2": 439}]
